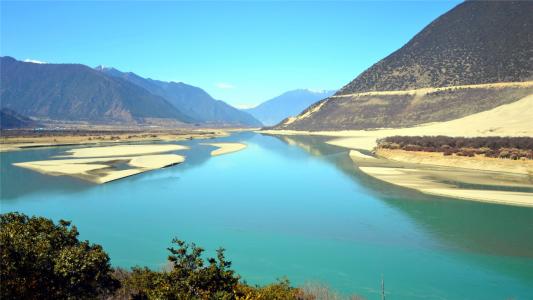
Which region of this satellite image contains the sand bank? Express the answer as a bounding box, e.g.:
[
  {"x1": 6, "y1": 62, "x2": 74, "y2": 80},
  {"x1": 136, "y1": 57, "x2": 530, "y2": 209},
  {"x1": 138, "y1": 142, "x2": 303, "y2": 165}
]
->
[
  {"x1": 204, "y1": 143, "x2": 247, "y2": 156},
  {"x1": 261, "y1": 94, "x2": 533, "y2": 151},
  {"x1": 0, "y1": 129, "x2": 228, "y2": 153},
  {"x1": 64, "y1": 144, "x2": 187, "y2": 158},
  {"x1": 376, "y1": 149, "x2": 533, "y2": 175},
  {"x1": 14, "y1": 154, "x2": 185, "y2": 184},
  {"x1": 349, "y1": 150, "x2": 376, "y2": 160},
  {"x1": 359, "y1": 166, "x2": 533, "y2": 207},
  {"x1": 13, "y1": 143, "x2": 187, "y2": 183}
]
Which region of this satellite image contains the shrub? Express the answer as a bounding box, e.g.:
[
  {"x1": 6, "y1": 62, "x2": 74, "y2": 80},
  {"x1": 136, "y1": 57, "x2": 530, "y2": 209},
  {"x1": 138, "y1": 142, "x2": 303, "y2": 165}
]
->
[{"x1": 0, "y1": 212, "x2": 119, "y2": 299}]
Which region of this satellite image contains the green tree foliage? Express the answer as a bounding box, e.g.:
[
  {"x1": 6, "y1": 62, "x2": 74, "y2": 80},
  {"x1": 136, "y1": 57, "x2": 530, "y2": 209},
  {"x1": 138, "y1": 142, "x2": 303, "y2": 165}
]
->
[
  {"x1": 1, "y1": 212, "x2": 363, "y2": 300},
  {"x1": 0, "y1": 212, "x2": 119, "y2": 299},
  {"x1": 118, "y1": 238, "x2": 240, "y2": 299}
]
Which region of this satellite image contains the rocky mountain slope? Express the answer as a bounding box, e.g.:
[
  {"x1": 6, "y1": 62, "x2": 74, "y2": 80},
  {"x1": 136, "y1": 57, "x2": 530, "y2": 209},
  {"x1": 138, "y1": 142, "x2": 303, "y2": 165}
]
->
[
  {"x1": 1, "y1": 57, "x2": 192, "y2": 125},
  {"x1": 0, "y1": 108, "x2": 40, "y2": 129},
  {"x1": 274, "y1": 1, "x2": 533, "y2": 130},
  {"x1": 244, "y1": 89, "x2": 335, "y2": 126},
  {"x1": 96, "y1": 67, "x2": 262, "y2": 127}
]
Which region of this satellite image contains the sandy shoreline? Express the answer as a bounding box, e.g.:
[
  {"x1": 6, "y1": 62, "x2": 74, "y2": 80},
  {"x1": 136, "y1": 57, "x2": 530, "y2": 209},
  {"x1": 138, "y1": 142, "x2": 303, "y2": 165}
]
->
[
  {"x1": 260, "y1": 96, "x2": 533, "y2": 206},
  {"x1": 63, "y1": 144, "x2": 188, "y2": 158},
  {"x1": 12, "y1": 144, "x2": 187, "y2": 184},
  {"x1": 359, "y1": 166, "x2": 533, "y2": 207},
  {"x1": 376, "y1": 149, "x2": 533, "y2": 175},
  {"x1": 0, "y1": 129, "x2": 229, "y2": 153},
  {"x1": 204, "y1": 143, "x2": 247, "y2": 156},
  {"x1": 261, "y1": 94, "x2": 533, "y2": 152}
]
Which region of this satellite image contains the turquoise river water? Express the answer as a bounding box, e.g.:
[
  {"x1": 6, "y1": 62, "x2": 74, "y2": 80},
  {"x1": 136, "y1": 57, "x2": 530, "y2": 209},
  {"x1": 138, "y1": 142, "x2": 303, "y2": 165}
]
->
[{"x1": 1, "y1": 132, "x2": 532, "y2": 299}]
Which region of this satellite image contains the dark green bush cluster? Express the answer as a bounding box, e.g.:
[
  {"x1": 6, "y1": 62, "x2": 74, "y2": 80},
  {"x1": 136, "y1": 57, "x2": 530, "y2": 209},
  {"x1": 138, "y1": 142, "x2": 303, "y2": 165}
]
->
[
  {"x1": 2, "y1": 212, "x2": 361, "y2": 300},
  {"x1": 0, "y1": 212, "x2": 119, "y2": 299},
  {"x1": 378, "y1": 136, "x2": 533, "y2": 160}
]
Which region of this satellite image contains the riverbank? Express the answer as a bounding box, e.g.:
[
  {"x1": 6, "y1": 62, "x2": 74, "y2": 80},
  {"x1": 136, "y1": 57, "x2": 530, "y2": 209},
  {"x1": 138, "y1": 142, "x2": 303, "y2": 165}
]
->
[
  {"x1": 376, "y1": 148, "x2": 533, "y2": 176},
  {"x1": 260, "y1": 96, "x2": 533, "y2": 206},
  {"x1": 261, "y1": 94, "x2": 533, "y2": 151},
  {"x1": 0, "y1": 129, "x2": 230, "y2": 152},
  {"x1": 358, "y1": 166, "x2": 533, "y2": 207}
]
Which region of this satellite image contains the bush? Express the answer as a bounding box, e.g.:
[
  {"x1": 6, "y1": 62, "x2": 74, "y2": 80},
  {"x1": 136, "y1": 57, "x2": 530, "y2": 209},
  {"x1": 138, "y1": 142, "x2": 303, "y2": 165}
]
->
[
  {"x1": 0, "y1": 212, "x2": 119, "y2": 299},
  {"x1": 2, "y1": 213, "x2": 363, "y2": 300},
  {"x1": 377, "y1": 136, "x2": 533, "y2": 160}
]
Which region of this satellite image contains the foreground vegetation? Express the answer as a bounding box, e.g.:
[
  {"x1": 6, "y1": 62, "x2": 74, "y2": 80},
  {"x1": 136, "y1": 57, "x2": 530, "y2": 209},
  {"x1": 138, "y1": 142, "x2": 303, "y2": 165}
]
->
[
  {"x1": 0, "y1": 212, "x2": 362, "y2": 299},
  {"x1": 378, "y1": 136, "x2": 533, "y2": 160}
]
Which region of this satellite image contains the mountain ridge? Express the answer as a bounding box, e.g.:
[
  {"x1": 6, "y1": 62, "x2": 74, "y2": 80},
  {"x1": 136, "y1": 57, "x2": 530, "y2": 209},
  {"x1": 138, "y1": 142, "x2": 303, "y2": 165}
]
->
[
  {"x1": 273, "y1": 1, "x2": 533, "y2": 131},
  {"x1": 96, "y1": 67, "x2": 262, "y2": 127},
  {"x1": 0, "y1": 56, "x2": 193, "y2": 125}
]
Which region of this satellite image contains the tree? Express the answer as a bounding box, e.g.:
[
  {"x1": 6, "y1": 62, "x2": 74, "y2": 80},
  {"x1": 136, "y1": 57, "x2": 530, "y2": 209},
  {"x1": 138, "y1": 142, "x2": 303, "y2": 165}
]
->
[
  {"x1": 121, "y1": 238, "x2": 240, "y2": 299},
  {"x1": 0, "y1": 212, "x2": 119, "y2": 299}
]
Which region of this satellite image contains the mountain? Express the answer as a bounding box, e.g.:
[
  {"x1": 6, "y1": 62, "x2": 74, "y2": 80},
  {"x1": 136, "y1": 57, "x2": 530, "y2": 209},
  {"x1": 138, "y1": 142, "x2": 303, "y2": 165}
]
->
[
  {"x1": 244, "y1": 89, "x2": 335, "y2": 126},
  {"x1": 274, "y1": 1, "x2": 533, "y2": 130},
  {"x1": 0, "y1": 108, "x2": 40, "y2": 129},
  {"x1": 0, "y1": 56, "x2": 193, "y2": 125},
  {"x1": 96, "y1": 66, "x2": 262, "y2": 127}
]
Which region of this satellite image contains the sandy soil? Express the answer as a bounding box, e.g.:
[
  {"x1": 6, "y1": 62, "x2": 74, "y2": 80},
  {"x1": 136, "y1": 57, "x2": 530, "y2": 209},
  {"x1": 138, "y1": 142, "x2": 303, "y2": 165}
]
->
[
  {"x1": 261, "y1": 96, "x2": 533, "y2": 205},
  {"x1": 376, "y1": 149, "x2": 533, "y2": 175},
  {"x1": 349, "y1": 150, "x2": 376, "y2": 160},
  {"x1": 261, "y1": 94, "x2": 533, "y2": 151},
  {"x1": 0, "y1": 129, "x2": 228, "y2": 152},
  {"x1": 12, "y1": 143, "x2": 187, "y2": 184},
  {"x1": 359, "y1": 166, "x2": 533, "y2": 207},
  {"x1": 64, "y1": 144, "x2": 187, "y2": 158},
  {"x1": 204, "y1": 143, "x2": 247, "y2": 156},
  {"x1": 332, "y1": 80, "x2": 533, "y2": 98}
]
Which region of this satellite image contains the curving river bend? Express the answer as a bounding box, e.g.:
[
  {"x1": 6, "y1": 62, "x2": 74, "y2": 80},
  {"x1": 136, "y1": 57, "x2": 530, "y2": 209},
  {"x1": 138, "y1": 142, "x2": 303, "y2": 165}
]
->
[{"x1": 1, "y1": 132, "x2": 532, "y2": 299}]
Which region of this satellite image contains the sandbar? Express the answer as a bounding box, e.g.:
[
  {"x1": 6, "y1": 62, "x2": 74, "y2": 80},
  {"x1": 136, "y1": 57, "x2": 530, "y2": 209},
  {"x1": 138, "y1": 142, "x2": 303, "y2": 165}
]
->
[
  {"x1": 204, "y1": 143, "x2": 247, "y2": 156},
  {"x1": 349, "y1": 150, "x2": 376, "y2": 160},
  {"x1": 64, "y1": 144, "x2": 187, "y2": 158},
  {"x1": 13, "y1": 154, "x2": 185, "y2": 184},
  {"x1": 359, "y1": 166, "x2": 533, "y2": 207}
]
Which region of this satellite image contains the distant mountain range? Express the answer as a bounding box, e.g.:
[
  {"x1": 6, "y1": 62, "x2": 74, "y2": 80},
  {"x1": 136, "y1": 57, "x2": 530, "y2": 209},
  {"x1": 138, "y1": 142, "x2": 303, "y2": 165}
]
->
[
  {"x1": 244, "y1": 89, "x2": 335, "y2": 126},
  {"x1": 274, "y1": 1, "x2": 533, "y2": 130},
  {"x1": 95, "y1": 66, "x2": 261, "y2": 127},
  {"x1": 0, "y1": 108, "x2": 40, "y2": 129},
  {"x1": 0, "y1": 56, "x2": 192, "y2": 125},
  {"x1": 0, "y1": 56, "x2": 261, "y2": 127}
]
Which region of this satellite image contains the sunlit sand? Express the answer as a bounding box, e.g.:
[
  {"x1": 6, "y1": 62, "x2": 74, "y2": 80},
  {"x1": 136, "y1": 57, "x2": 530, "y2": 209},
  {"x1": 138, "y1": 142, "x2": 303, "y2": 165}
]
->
[
  {"x1": 64, "y1": 144, "x2": 188, "y2": 158},
  {"x1": 13, "y1": 144, "x2": 186, "y2": 183},
  {"x1": 204, "y1": 143, "x2": 247, "y2": 156},
  {"x1": 359, "y1": 166, "x2": 533, "y2": 207}
]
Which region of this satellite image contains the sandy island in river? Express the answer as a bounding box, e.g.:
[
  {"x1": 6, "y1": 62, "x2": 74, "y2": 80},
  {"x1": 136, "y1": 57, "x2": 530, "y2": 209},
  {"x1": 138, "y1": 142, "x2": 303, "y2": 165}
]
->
[
  {"x1": 204, "y1": 143, "x2": 247, "y2": 156},
  {"x1": 262, "y1": 95, "x2": 533, "y2": 206},
  {"x1": 63, "y1": 144, "x2": 188, "y2": 158},
  {"x1": 13, "y1": 144, "x2": 186, "y2": 184}
]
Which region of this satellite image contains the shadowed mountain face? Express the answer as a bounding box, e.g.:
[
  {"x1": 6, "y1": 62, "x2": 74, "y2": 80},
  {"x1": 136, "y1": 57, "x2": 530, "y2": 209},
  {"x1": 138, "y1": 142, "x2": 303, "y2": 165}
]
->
[
  {"x1": 244, "y1": 89, "x2": 335, "y2": 126},
  {"x1": 0, "y1": 57, "x2": 192, "y2": 125},
  {"x1": 96, "y1": 67, "x2": 262, "y2": 127},
  {"x1": 275, "y1": 1, "x2": 533, "y2": 130},
  {"x1": 0, "y1": 108, "x2": 39, "y2": 129}
]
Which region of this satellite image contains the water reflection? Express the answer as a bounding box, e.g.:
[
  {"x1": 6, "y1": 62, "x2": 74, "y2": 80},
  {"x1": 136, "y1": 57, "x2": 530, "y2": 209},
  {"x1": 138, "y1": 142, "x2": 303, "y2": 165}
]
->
[{"x1": 268, "y1": 133, "x2": 533, "y2": 282}]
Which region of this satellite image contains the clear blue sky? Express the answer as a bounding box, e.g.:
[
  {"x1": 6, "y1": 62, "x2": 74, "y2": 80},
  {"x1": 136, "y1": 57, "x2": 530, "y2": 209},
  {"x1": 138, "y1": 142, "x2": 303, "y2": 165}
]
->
[{"x1": 1, "y1": 0, "x2": 460, "y2": 107}]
